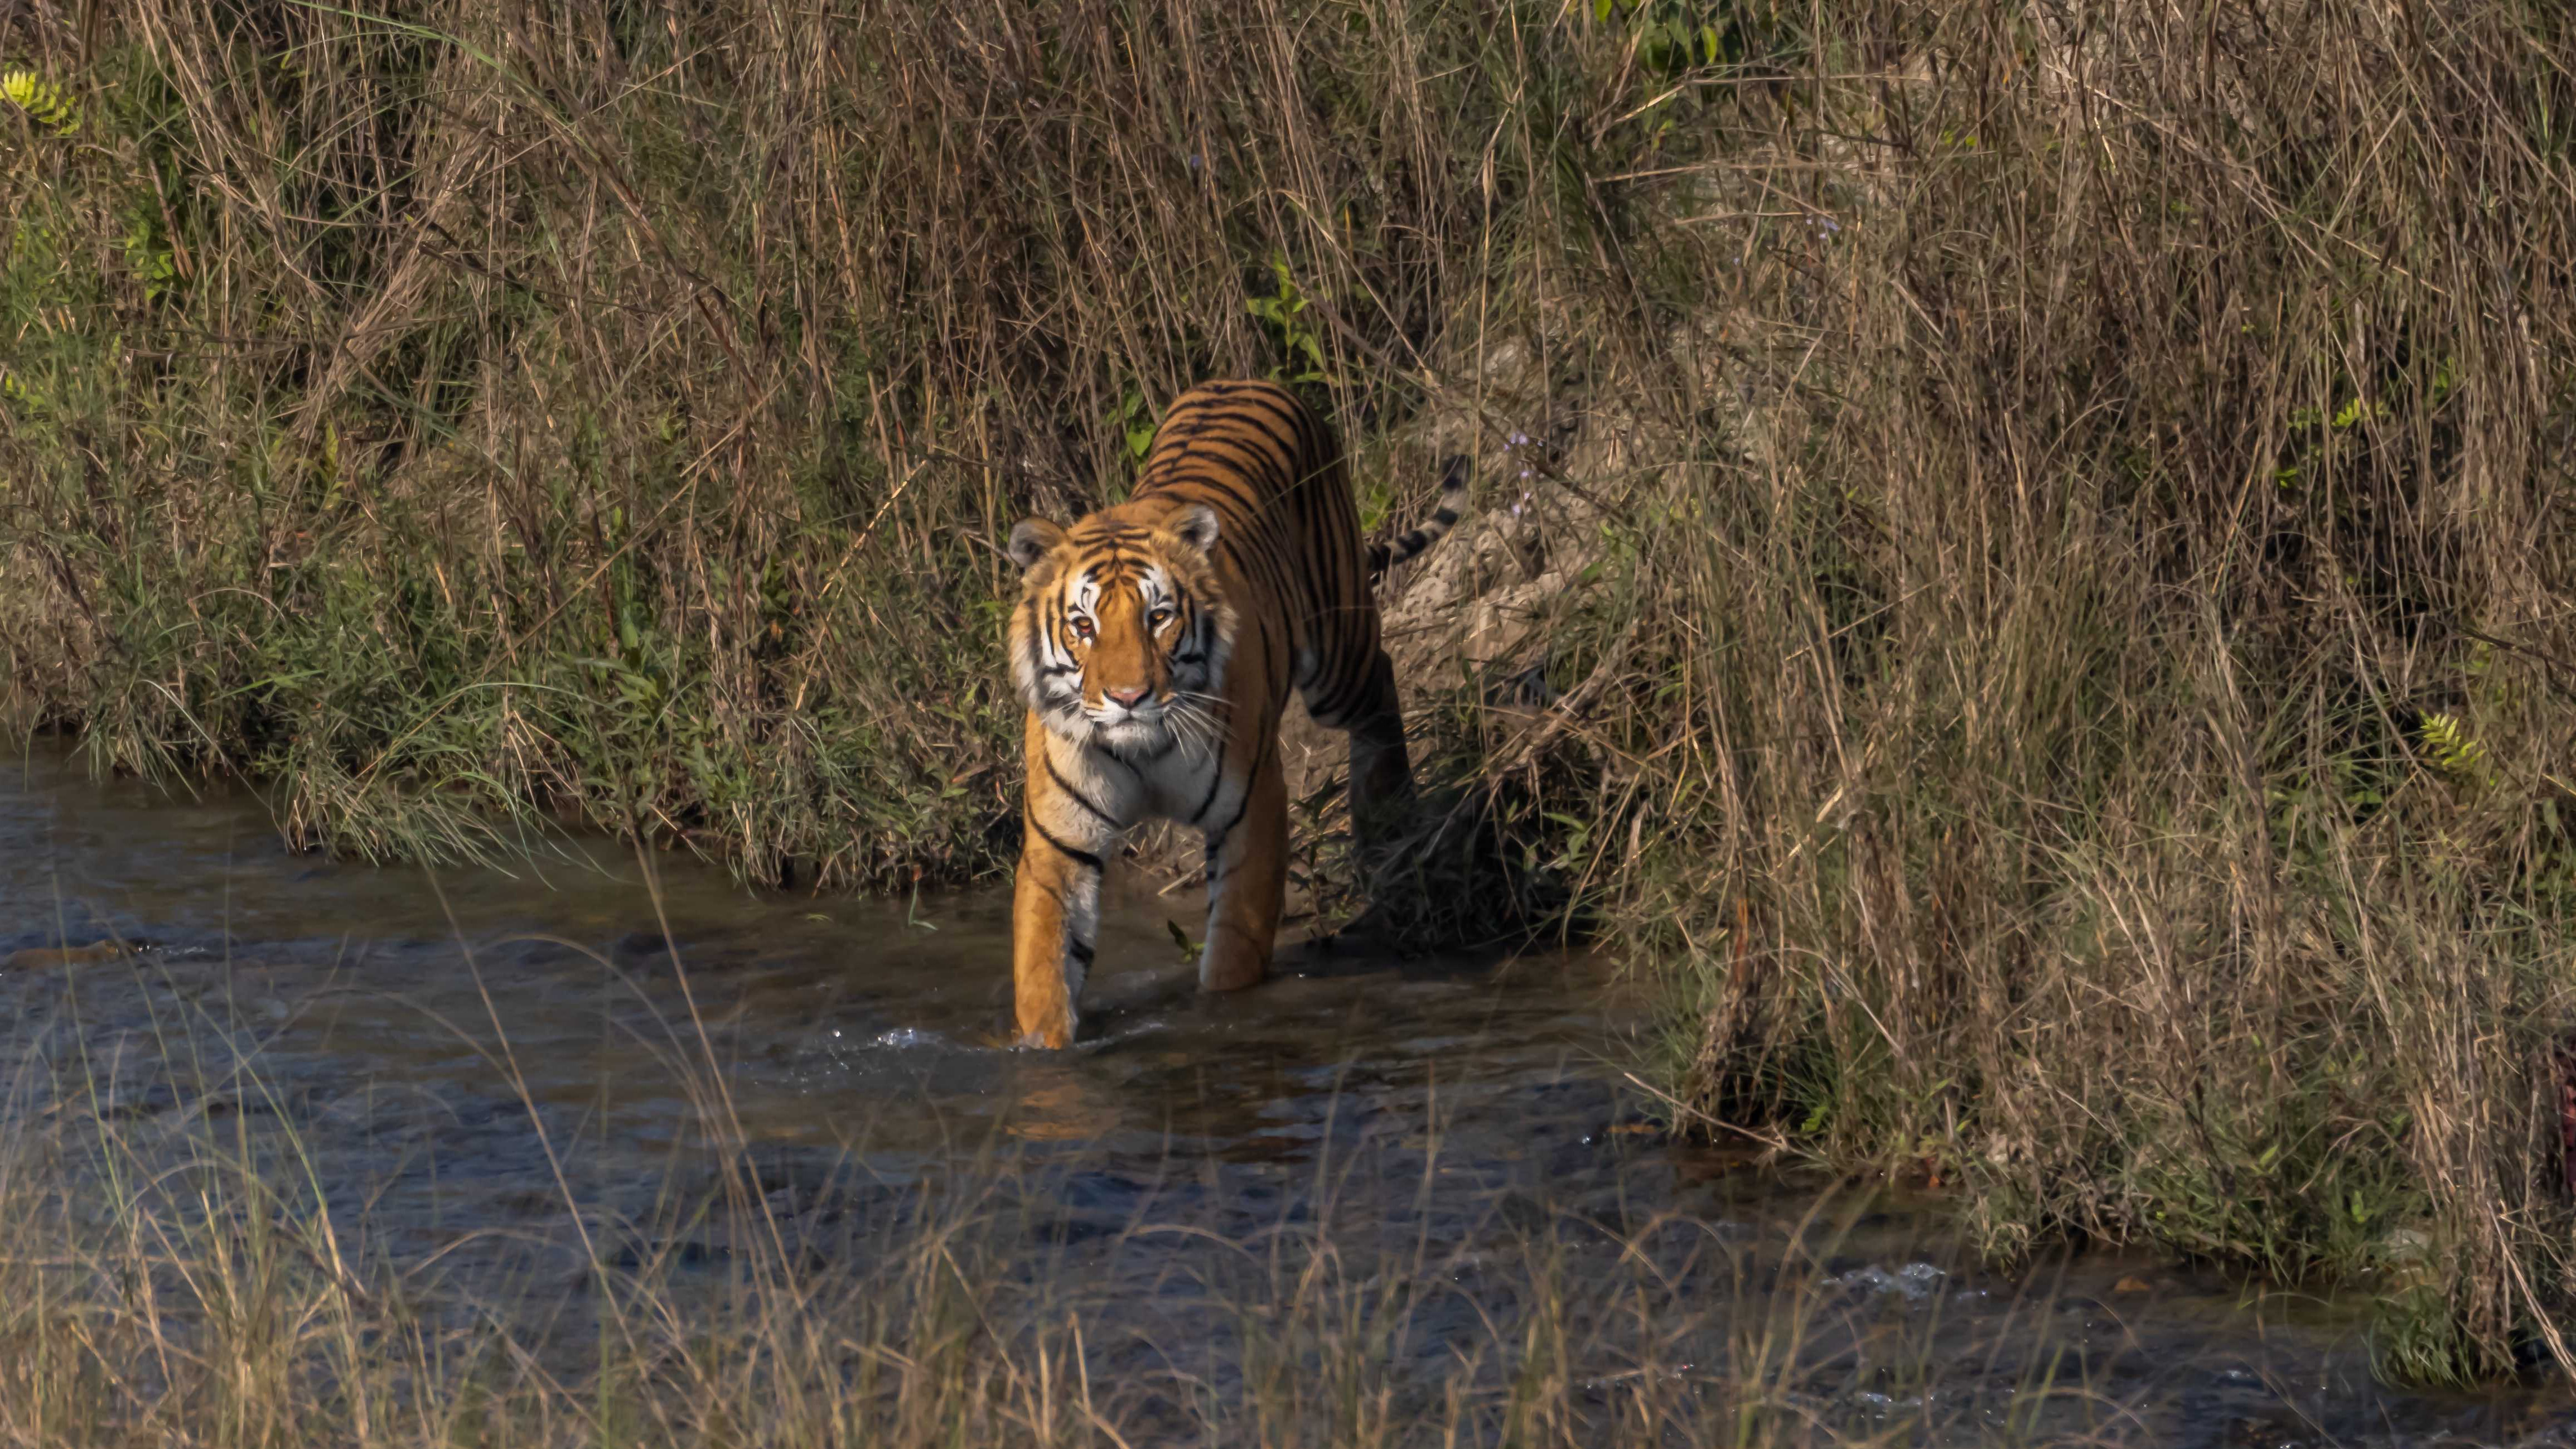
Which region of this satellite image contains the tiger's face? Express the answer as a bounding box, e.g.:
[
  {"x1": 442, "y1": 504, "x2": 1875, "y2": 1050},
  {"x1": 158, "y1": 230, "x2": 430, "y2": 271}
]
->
[{"x1": 1007, "y1": 502, "x2": 1233, "y2": 754}]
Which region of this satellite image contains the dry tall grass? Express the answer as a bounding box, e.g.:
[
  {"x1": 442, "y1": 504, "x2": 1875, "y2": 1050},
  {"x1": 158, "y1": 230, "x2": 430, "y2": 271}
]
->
[
  {"x1": 5, "y1": 0, "x2": 2575, "y2": 1379},
  {"x1": 1598, "y1": 2, "x2": 2576, "y2": 1382}
]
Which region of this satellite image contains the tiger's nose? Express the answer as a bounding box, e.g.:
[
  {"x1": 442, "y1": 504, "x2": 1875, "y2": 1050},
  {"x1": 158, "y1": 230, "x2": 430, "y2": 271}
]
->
[{"x1": 1104, "y1": 685, "x2": 1149, "y2": 709}]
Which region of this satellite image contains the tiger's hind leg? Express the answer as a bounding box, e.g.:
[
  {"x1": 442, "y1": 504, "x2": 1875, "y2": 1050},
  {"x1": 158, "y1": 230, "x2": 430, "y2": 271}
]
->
[
  {"x1": 1342, "y1": 648, "x2": 1414, "y2": 853},
  {"x1": 1298, "y1": 646, "x2": 1415, "y2": 958}
]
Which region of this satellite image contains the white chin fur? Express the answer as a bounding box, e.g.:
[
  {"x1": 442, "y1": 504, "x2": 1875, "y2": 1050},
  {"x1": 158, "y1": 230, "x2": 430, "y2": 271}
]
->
[
  {"x1": 1091, "y1": 718, "x2": 1168, "y2": 751},
  {"x1": 1034, "y1": 708, "x2": 1162, "y2": 751}
]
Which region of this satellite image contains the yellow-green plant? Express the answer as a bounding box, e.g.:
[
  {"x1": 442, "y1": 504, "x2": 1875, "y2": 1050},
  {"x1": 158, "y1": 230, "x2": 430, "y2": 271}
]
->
[
  {"x1": 2, "y1": 69, "x2": 79, "y2": 134},
  {"x1": 2417, "y1": 712, "x2": 2488, "y2": 783},
  {"x1": 1245, "y1": 254, "x2": 1335, "y2": 386}
]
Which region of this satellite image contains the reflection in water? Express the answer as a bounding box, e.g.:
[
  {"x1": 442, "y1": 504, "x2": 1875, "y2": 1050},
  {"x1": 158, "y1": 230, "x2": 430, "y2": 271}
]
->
[
  {"x1": 3, "y1": 749, "x2": 2572, "y2": 1445},
  {"x1": 1003, "y1": 1060, "x2": 1129, "y2": 1143}
]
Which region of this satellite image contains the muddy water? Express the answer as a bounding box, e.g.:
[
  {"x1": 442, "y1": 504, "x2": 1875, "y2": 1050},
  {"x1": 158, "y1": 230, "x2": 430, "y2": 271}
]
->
[{"x1": 3, "y1": 750, "x2": 2570, "y2": 1446}]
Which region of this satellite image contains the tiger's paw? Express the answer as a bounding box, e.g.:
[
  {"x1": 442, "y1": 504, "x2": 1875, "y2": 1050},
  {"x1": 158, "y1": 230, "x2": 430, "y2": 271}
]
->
[
  {"x1": 1196, "y1": 955, "x2": 1266, "y2": 993},
  {"x1": 1011, "y1": 1011, "x2": 1079, "y2": 1050}
]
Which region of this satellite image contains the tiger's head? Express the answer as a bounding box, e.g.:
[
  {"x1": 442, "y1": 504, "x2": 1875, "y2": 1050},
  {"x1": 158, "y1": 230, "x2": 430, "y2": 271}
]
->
[{"x1": 1006, "y1": 500, "x2": 1235, "y2": 754}]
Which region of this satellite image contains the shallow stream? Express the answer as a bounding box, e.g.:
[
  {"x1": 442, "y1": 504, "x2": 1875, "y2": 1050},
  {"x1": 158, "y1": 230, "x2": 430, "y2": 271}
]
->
[{"x1": 3, "y1": 750, "x2": 2569, "y2": 1446}]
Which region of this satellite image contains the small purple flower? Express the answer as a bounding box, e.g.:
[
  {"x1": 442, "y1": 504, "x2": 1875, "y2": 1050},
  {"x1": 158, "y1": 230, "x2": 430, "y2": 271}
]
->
[
  {"x1": 1186, "y1": 153, "x2": 1202, "y2": 173},
  {"x1": 1507, "y1": 431, "x2": 1530, "y2": 448}
]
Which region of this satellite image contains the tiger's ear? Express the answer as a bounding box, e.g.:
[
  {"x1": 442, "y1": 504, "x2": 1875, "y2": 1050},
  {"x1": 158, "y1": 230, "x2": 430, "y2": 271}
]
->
[
  {"x1": 1165, "y1": 503, "x2": 1220, "y2": 554},
  {"x1": 1007, "y1": 518, "x2": 1067, "y2": 572}
]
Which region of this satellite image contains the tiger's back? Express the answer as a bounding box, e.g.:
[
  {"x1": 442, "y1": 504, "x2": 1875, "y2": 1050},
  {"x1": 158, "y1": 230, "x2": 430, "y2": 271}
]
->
[{"x1": 1129, "y1": 381, "x2": 1385, "y2": 730}]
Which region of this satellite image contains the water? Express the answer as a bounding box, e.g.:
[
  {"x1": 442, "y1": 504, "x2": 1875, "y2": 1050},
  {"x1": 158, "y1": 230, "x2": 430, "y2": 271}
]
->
[{"x1": 3, "y1": 750, "x2": 2569, "y2": 1445}]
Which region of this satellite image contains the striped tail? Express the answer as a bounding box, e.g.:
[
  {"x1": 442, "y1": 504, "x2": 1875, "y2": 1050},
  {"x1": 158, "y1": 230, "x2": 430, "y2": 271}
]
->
[{"x1": 1366, "y1": 455, "x2": 1468, "y2": 583}]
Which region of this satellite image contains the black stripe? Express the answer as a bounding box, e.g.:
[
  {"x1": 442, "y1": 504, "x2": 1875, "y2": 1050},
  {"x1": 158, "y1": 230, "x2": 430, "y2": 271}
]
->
[
  {"x1": 1067, "y1": 938, "x2": 1096, "y2": 966},
  {"x1": 1362, "y1": 458, "x2": 1470, "y2": 577},
  {"x1": 1255, "y1": 611, "x2": 1283, "y2": 693},
  {"x1": 1139, "y1": 467, "x2": 1264, "y2": 505},
  {"x1": 1137, "y1": 476, "x2": 1255, "y2": 518},
  {"x1": 1312, "y1": 593, "x2": 1367, "y2": 703},
  {"x1": 1310, "y1": 659, "x2": 1362, "y2": 723},
  {"x1": 1168, "y1": 399, "x2": 1298, "y2": 434},
  {"x1": 1190, "y1": 758, "x2": 1227, "y2": 824},
  {"x1": 1210, "y1": 410, "x2": 1304, "y2": 455},
  {"x1": 1201, "y1": 731, "x2": 1274, "y2": 851},
  {"x1": 1186, "y1": 390, "x2": 1304, "y2": 434},
  {"x1": 1043, "y1": 754, "x2": 1119, "y2": 829},
  {"x1": 1292, "y1": 537, "x2": 1328, "y2": 637},
  {"x1": 1149, "y1": 394, "x2": 1288, "y2": 446},
  {"x1": 1235, "y1": 386, "x2": 1309, "y2": 442},
  {"x1": 1027, "y1": 814, "x2": 1104, "y2": 872},
  {"x1": 1211, "y1": 528, "x2": 1296, "y2": 627},
  {"x1": 1175, "y1": 431, "x2": 1294, "y2": 492}
]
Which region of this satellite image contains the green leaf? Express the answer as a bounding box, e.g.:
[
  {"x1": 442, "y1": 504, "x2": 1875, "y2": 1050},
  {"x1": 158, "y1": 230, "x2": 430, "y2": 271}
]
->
[
  {"x1": 2418, "y1": 712, "x2": 2487, "y2": 781},
  {"x1": 3, "y1": 70, "x2": 80, "y2": 135}
]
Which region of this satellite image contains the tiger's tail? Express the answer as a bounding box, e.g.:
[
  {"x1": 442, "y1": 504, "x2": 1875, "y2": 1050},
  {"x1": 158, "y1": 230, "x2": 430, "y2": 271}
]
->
[{"x1": 1366, "y1": 455, "x2": 1469, "y2": 583}]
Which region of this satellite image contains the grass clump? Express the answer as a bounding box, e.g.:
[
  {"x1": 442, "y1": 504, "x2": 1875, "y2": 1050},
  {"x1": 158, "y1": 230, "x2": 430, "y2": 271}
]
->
[
  {"x1": 1583, "y1": 0, "x2": 2576, "y2": 1386},
  {"x1": 4, "y1": 0, "x2": 2576, "y2": 1385}
]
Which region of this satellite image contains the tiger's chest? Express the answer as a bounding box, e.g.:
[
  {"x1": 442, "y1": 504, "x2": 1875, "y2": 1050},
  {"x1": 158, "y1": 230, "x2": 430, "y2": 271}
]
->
[{"x1": 1048, "y1": 714, "x2": 1263, "y2": 834}]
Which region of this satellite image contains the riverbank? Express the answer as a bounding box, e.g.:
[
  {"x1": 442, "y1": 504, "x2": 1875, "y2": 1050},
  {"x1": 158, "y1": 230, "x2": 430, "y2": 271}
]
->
[{"x1": 6, "y1": 0, "x2": 2574, "y2": 1378}]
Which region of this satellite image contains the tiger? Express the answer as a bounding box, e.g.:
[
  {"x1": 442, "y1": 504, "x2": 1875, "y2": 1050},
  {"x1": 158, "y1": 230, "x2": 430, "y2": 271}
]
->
[{"x1": 1002, "y1": 379, "x2": 1466, "y2": 1048}]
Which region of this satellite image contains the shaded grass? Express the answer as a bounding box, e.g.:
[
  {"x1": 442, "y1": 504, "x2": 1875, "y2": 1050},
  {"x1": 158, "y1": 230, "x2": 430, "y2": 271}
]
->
[{"x1": 4, "y1": 0, "x2": 2576, "y2": 1385}]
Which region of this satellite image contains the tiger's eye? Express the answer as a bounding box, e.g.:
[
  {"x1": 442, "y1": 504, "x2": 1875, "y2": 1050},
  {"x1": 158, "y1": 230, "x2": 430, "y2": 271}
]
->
[{"x1": 1149, "y1": 607, "x2": 1172, "y2": 628}]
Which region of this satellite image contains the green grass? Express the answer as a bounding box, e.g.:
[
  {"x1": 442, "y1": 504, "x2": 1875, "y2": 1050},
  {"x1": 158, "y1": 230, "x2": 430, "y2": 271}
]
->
[{"x1": 5, "y1": 0, "x2": 2576, "y2": 1385}]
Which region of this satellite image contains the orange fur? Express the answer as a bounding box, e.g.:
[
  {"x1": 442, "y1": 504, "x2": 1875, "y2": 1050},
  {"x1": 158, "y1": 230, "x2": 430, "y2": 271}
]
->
[{"x1": 1001, "y1": 381, "x2": 1461, "y2": 1047}]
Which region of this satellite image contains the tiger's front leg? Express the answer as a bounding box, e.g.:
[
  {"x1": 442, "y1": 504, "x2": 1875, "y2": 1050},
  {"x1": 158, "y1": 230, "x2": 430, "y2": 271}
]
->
[
  {"x1": 1012, "y1": 718, "x2": 1125, "y2": 1047},
  {"x1": 1198, "y1": 746, "x2": 1287, "y2": 993}
]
